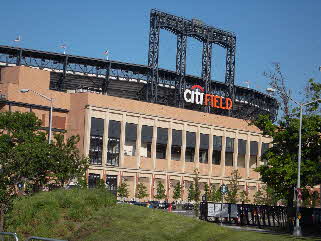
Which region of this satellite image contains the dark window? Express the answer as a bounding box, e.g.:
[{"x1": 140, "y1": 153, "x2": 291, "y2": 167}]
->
[
  {"x1": 250, "y1": 141, "x2": 258, "y2": 156},
  {"x1": 261, "y1": 143, "x2": 269, "y2": 165},
  {"x1": 199, "y1": 134, "x2": 209, "y2": 163},
  {"x1": 156, "y1": 128, "x2": 168, "y2": 159},
  {"x1": 213, "y1": 136, "x2": 222, "y2": 151},
  {"x1": 125, "y1": 123, "x2": 137, "y2": 156},
  {"x1": 107, "y1": 120, "x2": 121, "y2": 166},
  {"x1": 237, "y1": 139, "x2": 246, "y2": 168},
  {"x1": 141, "y1": 125, "x2": 153, "y2": 158},
  {"x1": 171, "y1": 130, "x2": 182, "y2": 161},
  {"x1": 185, "y1": 131, "x2": 195, "y2": 162},
  {"x1": 212, "y1": 150, "x2": 221, "y2": 165},
  {"x1": 225, "y1": 137, "x2": 234, "y2": 166},
  {"x1": 106, "y1": 175, "x2": 117, "y2": 196},
  {"x1": 89, "y1": 118, "x2": 104, "y2": 165},
  {"x1": 88, "y1": 173, "x2": 101, "y2": 188}
]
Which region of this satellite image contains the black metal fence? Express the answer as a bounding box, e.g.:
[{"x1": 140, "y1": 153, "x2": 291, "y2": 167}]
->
[{"x1": 199, "y1": 202, "x2": 321, "y2": 232}]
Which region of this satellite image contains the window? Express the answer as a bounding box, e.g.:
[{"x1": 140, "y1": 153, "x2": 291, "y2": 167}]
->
[
  {"x1": 225, "y1": 137, "x2": 234, "y2": 166},
  {"x1": 212, "y1": 136, "x2": 222, "y2": 165},
  {"x1": 171, "y1": 129, "x2": 182, "y2": 161},
  {"x1": 238, "y1": 139, "x2": 246, "y2": 168},
  {"x1": 89, "y1": 118, "x2": 104, "y2": 165},
  {"x1": 261, "y1": 143, "x2": 269, "y2": 165},
  {"x1": 199, "y1": 134, "x2": 209, "y2": 163},
  {"x1": 88, "y1": 173, "x2": 101, "y2": 188},
  {"x1": 125, "y1": 123, "x2": 137, "y2": 156},
  {"x1": 141, "y1": 125, "x2": 153, "y2": 158},
  {"x1": 107, "y1": 120, "x2": 121, "y2": 166},
  {"x1": 185, "y1": 131, "x2": 196, "y2": 162},
  {"x1": 156, "y1": 127, "x2": 168, "y2": 159},
  {"x1": 106, "y1": 175, "x2": 118, "y2": 196},
  {"x1": 250, "y1": 141, "x2": 258, "y2": 168}
]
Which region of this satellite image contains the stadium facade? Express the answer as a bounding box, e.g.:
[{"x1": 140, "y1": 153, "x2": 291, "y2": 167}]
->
[{"x1": 0, "y1": 10, "x2": 278, "y2": 202}]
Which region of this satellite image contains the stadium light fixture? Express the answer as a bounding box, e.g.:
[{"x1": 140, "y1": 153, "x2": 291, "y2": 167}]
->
[{"x1": 19, "y1": 89, "x2": 54, "y2": 144}]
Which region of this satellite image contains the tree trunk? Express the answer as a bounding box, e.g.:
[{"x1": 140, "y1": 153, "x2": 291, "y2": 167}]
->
[{"x1": 0, "y1": 205, "x2": 4, "y2": 232}]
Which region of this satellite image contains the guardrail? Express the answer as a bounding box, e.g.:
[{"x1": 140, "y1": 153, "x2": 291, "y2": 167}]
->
[
  {"x1": 0, "y1": 232, "x2": 19, "y2": 241},
  {"x1": 0, "y1": 233, "x2": 66, "y2": 241}
]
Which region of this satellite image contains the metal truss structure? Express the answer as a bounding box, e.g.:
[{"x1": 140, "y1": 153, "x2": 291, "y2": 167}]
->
[
  {"x1": 0, "y1": 44, "x2": 278, "y2": 121},
  {"x1": 147, "y1": 9, "x2": 236, "y2": 111}
]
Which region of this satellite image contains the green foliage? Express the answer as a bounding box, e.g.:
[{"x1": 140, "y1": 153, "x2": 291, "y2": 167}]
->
[
  {"x1": 208, "y1": 185, "x2": 222, "y2": 202},
  {"x1": 117, "y1": 182, "x2": 129, "y2": 199},
  {"x1": 204, "y1": 183, "x2": 210, "y2": 199},
  {"x1": 5, "y1": 188, "x2": 115, "y2": 239},
  {"x1": 172, "y1": 182, "x2": 182, "y2": 201},
  {"x1": 0, "y1": 111, "x2": 89, "y2": 230},
  {"x1": 187, "y1": 183, "x2": 195, "y2": 202},
  {"x1": 192, "y1": 169, "x2": 201, "y2": 203},
  {"x1": 225, "y1": 170, "x2": 240, "y2": 204},
  {"x1": 136, "y1": 182, "x2": 148, "y2": 200},
  {"x1": 239, "y1": 190, "x2": 250, "y2": 204},
  {"x1": 253, "y1": 190, "x2": 265, "y2": 205},
  {"x1": 50, "y1": 133, "x2": 89, "y2": 188},
  {"x1": 154, "y1": 181, "x2": 166, "y2": 200}
]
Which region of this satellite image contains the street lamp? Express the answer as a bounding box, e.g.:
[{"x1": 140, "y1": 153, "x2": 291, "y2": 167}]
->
[
  {"x1": 20, "y1": 89, "x2": 54, "y2": 144},
  {"x1": 266, "y1": 87, "x2": 321, "y2": 236}
]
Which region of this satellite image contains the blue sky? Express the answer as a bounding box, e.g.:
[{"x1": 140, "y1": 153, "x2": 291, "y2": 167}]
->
[{"x1": 1, "y1": 0, "x2": 321, "y2": 99}]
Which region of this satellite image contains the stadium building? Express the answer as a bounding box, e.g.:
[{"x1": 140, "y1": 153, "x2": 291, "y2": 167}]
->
[{"x1": 0, "y1": 10, "x2": 278, "y2": 202}]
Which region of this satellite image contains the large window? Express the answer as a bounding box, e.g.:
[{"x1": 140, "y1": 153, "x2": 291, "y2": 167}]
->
[
  {"x1": 125, "y1": 123, "x2": 137, "y2": 156},
  {"x1": 250, "y1": 141, "x2": 258, "y2": 168},
  {"x1": 89, "y1": 118, "x2": 104, "y2": 165},
  {"x1": 156, "y1": 127, "x2": 168, "y2": 159},
  {"x1": 106, "y1": 175, "x2": 118, "y2": 196},
  {"x1": 88, "y1": 173, "x2": 101, "y2": 188},
  {"x1": 107, "y1": 120, "x2": 121, "y2": 166},
  {"x1": 185, "y1": 131, "x2": 196, "y2": 162},
  {"x1": 237, "y1": 139, "x2": 247, "y2": 168},
  {"x1": 212, "y1": 136, "x2": 222, "y2": 165},
  {"x1": 141, "y1": 125, "x2": 153, "y2": 158},
  {"x1": 261, "y1": 143, "x2": 269, "y2": 165},
  {"x1": 225, "y1": 137, "x2": 234, "y2": 166},
  {"x1": 199, "y1": 134, "x2": 209, "y2": 163},
  {"x1": 171, "y1": 130, "x2": 182, "y2": 161}
]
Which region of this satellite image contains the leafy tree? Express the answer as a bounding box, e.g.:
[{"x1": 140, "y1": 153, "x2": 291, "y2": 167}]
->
[
  {"x1": 239, "y1": 190, "x2": 250, "y2": 204},
  {"x1": 136, "y1": 182, "x2": 148, "y2": 200},
  {"x1": 204, "y1": 183, "x2": 210, "y2": 199},
  {"x1": 117, "y1": 182, "x2": 129, "y2": 200},
  {"x1": 253, "y1": 189, "x2": 265, "y2": 205},
  {"x1": 172, "y1": 182, "x2": 182, "y2": 201},
  {"x1": 254, "y1": 70, "x2": 321, "y2": 206},
  {"x1": 154, "y1": 181, "x2": 166, "y2": 200},
  {"x1": 50, "y1": 133, "x2": 89, "y2": 188},
  {"x1": 187, "y1": 183, "x2": 195, "y2": 202},
  {"x1": 192, "y1": 169, "x2": 201, "y2": 203},
  {"x1": 209, "y1": 184, "x2": 222, "y2": 202},
  {"x1": 225, "y1": 170, "x2": 240, "y2": 204}
]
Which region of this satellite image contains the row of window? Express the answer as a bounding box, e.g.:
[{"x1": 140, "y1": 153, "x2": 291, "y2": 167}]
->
[{"x1": 89, "y1": 118, "x2": 269, "y2": 167}]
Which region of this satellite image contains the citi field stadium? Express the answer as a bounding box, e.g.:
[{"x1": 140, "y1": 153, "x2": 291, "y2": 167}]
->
[{"x1": 0, "y1": 9, "x2": 277, "y2": 202}]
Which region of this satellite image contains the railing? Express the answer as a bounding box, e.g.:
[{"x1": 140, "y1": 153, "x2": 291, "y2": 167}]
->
[{"x1": 0, "y1": 233, "x2": 66, "y2": 241}]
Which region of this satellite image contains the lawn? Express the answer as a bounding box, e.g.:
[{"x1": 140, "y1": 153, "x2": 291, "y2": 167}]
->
[{"x1": 5, "y1": 189, "x2": 318, "y2": 241}]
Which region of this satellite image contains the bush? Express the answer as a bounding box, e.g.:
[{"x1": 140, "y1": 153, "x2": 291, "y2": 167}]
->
[{"x1": 5, "y1": 188, "x2": 116, "y2": 239}]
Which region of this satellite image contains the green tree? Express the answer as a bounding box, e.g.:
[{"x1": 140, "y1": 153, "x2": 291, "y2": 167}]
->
[
  {"x1": 192, "y1": 169, "x2": 201, "y2": 203},
  {"x1": 239, "y1": 190, "x2": 250, "y2": 204},
  {"x1": 117, "y1": 182, "x2": 129, "y2": 200},
  {"x1": 50, "y1": 133, "x2": 89, "y2": 188},
  {"x1": 204, "y1": 183, "x2": 210, "y2": 199},
  {"x1": 253, "y1": 189, "x2": 265, "y2": 205},
  {"x1": 172, "y1": 182, "x2": 182, "y2": 202},
  {"x1": 225, "y1": 170, "x2": 240, "y2": 204},
  {"x1": 0, "y1": 112, "x2": 51, "y2": 231},
  {"x1": 209, "y1": 184, "x2": 222, "y2": 202},
  {"x1": 187, "y1": 183, "x2": 195, "y2": 202},
  {"x1": 136, "y1": 182, "x2": 148, "y2": 200},
  {"x1": 154, "y1": 181, "x2": 166, "y2": 201},
  {"x1": 256, "y1": 67, "x2": 321, "y2": 206}
]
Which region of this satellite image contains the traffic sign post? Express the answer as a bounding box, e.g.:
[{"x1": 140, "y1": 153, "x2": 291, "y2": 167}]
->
[{"x1": 220, "y1": 184, "x2": 228, "y2": 226}]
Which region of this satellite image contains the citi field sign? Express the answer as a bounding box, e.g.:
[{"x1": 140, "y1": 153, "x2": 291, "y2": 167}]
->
[{"x1": 183, "y1": 85, "x2": 233, "y2": 110}]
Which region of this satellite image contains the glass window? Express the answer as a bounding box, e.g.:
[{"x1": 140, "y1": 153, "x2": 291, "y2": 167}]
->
[
  {"x1": 88, "y1": 173, "x2": 101, "y2": 188},
  {"x1": 212, "y1": 150, "x2": 221, "y2": 165}
]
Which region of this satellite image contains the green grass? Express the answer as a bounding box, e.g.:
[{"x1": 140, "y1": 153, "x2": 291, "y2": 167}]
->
[{"x1": 5, "y1": 189, "x2": 318, "y2": 241}]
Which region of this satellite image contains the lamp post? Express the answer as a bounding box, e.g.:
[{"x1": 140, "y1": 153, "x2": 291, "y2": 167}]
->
[
  {"x1": 266, "y1": 88, "x2": 321, "y2": 236},
  {"x1": 20, "y1": 89, "x2": 54, "y2": 144}
]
